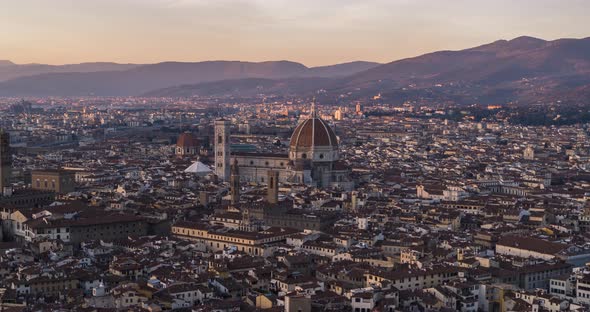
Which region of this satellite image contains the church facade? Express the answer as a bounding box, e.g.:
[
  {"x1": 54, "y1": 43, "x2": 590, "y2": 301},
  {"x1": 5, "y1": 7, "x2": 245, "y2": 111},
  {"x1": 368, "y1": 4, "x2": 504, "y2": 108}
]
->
[{"x1": 214, "y1": 104, "x2": 353, "y2": 190}]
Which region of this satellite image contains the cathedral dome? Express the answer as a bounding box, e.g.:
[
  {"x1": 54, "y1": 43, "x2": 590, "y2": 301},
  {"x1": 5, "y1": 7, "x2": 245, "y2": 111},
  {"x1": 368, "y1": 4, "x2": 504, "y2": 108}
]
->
[
  {"x1": 176, "y1": 132, "x2": 199, "y2": 148},
  {"x1": 176, "y1": 132, "x2": 200, "y2": 156},
  {"x1": 289, "y1": 117, "x2": 338, "y2": 149},
  {"x1": 289, "y1": 102, "x2": 339, "y2": 163}
]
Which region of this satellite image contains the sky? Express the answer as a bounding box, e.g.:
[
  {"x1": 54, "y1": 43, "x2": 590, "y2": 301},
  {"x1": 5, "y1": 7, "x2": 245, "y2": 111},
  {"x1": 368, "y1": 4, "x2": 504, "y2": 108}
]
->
[{"x1": 1, "y1": 0, "x2": 589, "y2": 67}]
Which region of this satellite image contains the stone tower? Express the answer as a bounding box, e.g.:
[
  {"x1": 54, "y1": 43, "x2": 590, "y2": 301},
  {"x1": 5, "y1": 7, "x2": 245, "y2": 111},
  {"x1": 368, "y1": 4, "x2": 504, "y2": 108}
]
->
[
  {"x1": 267, "y1": 170, "x2": 279, "y2": 204},
  {"x1": 214, "y1": 119, "x2": 231, "y2": 181},
  {"x1": 0, "y1": 129, "x2": 11, "y2": 195},
  {"x1": 523, "y1": 145, "x2": 535, "y2": 161},
  {"x1": 230, "y1": 159, "x2": 240, "y2": 205}
]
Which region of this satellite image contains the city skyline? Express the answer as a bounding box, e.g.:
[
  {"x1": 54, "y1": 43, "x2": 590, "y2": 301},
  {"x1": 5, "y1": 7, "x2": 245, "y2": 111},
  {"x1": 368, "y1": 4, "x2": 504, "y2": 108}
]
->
[
  {"x1": 2, "y1": 1, "x2": 590, "y2": 310},
  {"x1": 1, "y1": 0, "x2": 590, "y2": 66}
]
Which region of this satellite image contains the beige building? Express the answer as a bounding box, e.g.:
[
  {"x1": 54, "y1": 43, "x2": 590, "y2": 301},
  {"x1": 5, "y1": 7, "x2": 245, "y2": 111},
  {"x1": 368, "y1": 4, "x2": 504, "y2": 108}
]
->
[
  {"x1": 255, "y1": 294, "x2": 275, "y2": 309},
  {"x1": 495, "y1": 235, "x2": 564, "y2": 261},
  {"x1": 27, "y1": 276, "x2": 79, "y2": 297},
  {"x1": 285, "y1": 294, "x2": 311, "y2": 312},
  {"x1": 172, "y1": 221, "x2": 298, "y2": 257},
  {"x1": 364, "y1": 265, "x2": 460, "y2": 290}
]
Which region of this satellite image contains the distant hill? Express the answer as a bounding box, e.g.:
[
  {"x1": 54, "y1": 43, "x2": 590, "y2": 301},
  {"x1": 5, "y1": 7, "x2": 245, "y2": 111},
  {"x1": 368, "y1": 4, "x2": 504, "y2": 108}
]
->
[
  {"x1": 0, "y1": 62, "x2": 139, "y2": 82},
  {"x1": 145, "y1": 36, "x2": 590, "y2": 105},
  {"x1": 0, "y1": 60, "x2": 16, "y2": 67},
  {"x1": 3, "y1": 36, "x2": 590, "y2": 106},
  {"x1": 0, "y1": 60, "x2": 380, "y2": 96},
  {"x1": 306, "y1": 61, "x2": 382, "y2": 78},
  {"x1": 143, "y1": 77, "x2": 336, "y2": 98},
  {"x1": 344, "y1": 36, "x2": 590, "y2": 87}
]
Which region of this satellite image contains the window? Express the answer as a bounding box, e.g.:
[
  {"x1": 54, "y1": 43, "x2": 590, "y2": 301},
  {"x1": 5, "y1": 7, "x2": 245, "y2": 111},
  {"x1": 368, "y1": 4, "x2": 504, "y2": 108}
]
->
[
  {"x1": 218, "y1": 135, "x2": 223, "y2": 144},
  {"x1": 319, "y1": 153, "x2": 324, "y2": 159},
  {"x1": 301, "y1": 153, "x2": 307, "y2": 159}
]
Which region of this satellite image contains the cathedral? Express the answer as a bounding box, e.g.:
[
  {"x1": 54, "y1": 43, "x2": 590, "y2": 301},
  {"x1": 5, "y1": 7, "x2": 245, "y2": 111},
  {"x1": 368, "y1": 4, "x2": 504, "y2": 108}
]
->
[{"x1": 214, "y1": 103, "x2": 352, "y2": 190}]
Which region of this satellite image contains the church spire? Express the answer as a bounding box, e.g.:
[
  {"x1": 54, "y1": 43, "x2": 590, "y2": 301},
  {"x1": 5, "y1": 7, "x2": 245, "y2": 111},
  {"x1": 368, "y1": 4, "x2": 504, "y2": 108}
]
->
[
  {"x1": 310, "y1": 97, "x2": 317, "y2": 118},
  {"x1": 231, "y1": 158, "x2": 239, "y2": 176}
]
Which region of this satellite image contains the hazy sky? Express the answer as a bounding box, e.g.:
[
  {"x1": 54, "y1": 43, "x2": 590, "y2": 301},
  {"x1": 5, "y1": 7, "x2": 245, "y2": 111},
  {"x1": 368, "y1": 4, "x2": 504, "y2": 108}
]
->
[{"x1": 1, "y1": 0, "x2": 589, "y2": 66}]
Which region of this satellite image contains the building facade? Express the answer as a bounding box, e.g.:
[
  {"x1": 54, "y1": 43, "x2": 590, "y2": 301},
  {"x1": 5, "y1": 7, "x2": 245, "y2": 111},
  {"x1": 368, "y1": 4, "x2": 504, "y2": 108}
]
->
[
  {"x1": 31, "y1": 169, "x2": 76, "y2": 194},
  {"x1": 172, "y1": 221, "x2": 298, "y2": 257}
]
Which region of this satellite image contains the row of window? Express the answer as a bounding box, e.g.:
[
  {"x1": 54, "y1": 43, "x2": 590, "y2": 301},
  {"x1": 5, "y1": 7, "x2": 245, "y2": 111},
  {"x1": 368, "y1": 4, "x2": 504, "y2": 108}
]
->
[
  {"x1": 38, "y1": 227, "x2": 69, "y2": 234},
  {"x1": 36, "y1": 179, "x2": 56, "y2": 188},
  {"x1": 176, "y1": 227, "x2": 273, "y2": 244},
  {"x1": 233, "y1": 159, "x2": 285, "y2": 167},
  {"x1": 550, "y1": 280, "x2": 566, "y2": 286},
  {"x1": 210, "y1": 242, "x2": 260, "y2": 255}
]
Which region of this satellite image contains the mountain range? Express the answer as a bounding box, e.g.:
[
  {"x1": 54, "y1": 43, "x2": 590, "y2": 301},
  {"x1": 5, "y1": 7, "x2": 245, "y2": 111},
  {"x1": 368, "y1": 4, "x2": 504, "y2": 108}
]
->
[
  {"x1": 1, "y1": 36, "x2": 590, "y2": 105},
  {"x1": 145, "y1": 36, "x2": 590, "y2": 105},
  {"x1": 0, "y1": 61, "x2": 139, "y2": 82},
  {"x1": 0, "y1": 60, "x2": 379, "y2": 96}
]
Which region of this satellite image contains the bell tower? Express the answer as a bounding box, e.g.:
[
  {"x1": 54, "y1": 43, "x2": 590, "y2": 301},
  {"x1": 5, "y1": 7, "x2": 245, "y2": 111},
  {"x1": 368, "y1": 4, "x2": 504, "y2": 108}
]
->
[
  {"x1": 230, "y1": 159, "x2": 240, "y2": 205},
  {"x1": 214, "y1": 119, "x2": 231, "y2": 181},
  {"x1": 0, "y1": 129, "x2": 11, "y2": 195},
  {"x1": 267, "y1": 170, "x2": 279, "y2": 204}
]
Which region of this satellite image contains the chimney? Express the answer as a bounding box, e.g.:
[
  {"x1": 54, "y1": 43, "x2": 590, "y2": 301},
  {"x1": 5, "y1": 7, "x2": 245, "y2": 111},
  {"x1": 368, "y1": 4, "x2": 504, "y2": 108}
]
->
[
  {"x1": 267, "y1": 170, "x2": 279, "y2": 204},
  {"x1": 230, "y1": 159, "x2": 240, "y2": 205}
]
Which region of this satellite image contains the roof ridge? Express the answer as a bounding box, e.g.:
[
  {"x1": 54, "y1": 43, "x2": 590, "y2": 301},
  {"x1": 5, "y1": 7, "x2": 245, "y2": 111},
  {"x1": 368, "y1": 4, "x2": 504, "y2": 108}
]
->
[{"x1": 318, "y1": 118, "x2": 332, "y2": 147}]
